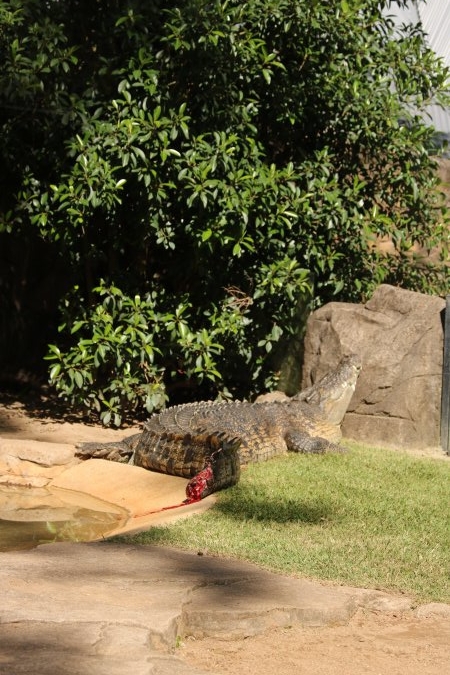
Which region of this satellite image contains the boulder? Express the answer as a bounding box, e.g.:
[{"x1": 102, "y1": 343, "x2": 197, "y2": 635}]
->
[{"x1": 301, "y1": 284, "x2": 446, "y2": 449}]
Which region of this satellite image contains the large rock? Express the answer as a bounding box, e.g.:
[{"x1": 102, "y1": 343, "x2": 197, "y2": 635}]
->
[{"x1": 302, "y1": 285, "x2": 446, "y2": 449}]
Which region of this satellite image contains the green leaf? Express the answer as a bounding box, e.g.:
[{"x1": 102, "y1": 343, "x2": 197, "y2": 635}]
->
[
  {"x1": 101, "y1": 411, "x2": 111, "y2": 426},
  {"x1": 262, "y1": 69, "x2": 271, "y2": 84},
  {"x1": 71, "y1": 321, "x2": 85, "y2": 334},
  {"x1": 49, "y1": 363, "x2": 61, "y2": 381},
  {"x1": 74, "y1": 371, "x2": 84, "y2": 388}
]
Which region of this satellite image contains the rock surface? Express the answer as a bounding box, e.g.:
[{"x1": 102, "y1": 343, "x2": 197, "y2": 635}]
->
[
  {"x1": 302, "y1": 284, "x2": 446, "y2": 449},
  {"x1": 0, "y1": 541, "x2": 426, "y2": 675}
]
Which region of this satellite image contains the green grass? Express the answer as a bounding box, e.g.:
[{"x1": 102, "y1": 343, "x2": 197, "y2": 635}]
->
[{"x1": 118, "y1": 443, "x2": 450, "y2": 603}]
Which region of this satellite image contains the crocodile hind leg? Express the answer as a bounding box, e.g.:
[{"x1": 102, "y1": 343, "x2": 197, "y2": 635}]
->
[
  {"x1": 285, "y1": 431, "x2": 346, "y2": 454},
  {"x1": 75, "y1": 433, "x2": 142, "y2": 463}
]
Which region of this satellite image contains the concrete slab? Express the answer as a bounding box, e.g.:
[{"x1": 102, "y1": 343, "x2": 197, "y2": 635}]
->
[
  {"x1": 0, "y1": 622, "x2": 208, "y2": 675},
  {"x1": 0, "y1": 541, "x2": 416, "y2": 675}
]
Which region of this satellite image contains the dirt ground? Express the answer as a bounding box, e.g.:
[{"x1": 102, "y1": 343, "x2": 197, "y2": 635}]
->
[
  {"x1": 1, "y1": 394, "x2": 449, "y2": 675},
  {"x1": 179, "y1": 610, "x2": 450, "y2": 675}
]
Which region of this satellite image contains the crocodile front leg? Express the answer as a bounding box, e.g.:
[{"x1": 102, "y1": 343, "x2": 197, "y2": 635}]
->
[{"x1": 285, "y1": 431, "x2": 346, "y2": 454}]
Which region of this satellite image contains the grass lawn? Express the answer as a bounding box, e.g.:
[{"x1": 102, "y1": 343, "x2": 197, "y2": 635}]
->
[{"x1": 119, "y1": 442, "x2": 450, "y2": 603}]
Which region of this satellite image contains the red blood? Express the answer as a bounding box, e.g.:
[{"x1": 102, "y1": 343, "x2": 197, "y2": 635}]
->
[{"x1": 185, "y1": 464, "x2": 213, "y2": 502}]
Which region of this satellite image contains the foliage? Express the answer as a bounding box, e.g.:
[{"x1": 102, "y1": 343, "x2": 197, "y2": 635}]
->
[
  {"x1": 45, "y1": 281, "x2": 248, "y2": 425},
  {"x1": 121, "y1": 443, "x2": 450, "y2": 603},
  {"x1": 0, "y1": 1, "x2": 449, "y2": 423}
]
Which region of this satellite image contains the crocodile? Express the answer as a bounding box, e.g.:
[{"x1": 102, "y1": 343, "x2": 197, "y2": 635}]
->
[{"x1": 76, "y1": 354, "x2": 361, "y2": 502}]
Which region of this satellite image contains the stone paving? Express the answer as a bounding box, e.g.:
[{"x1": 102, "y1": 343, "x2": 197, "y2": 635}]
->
[{"x1": 0, "y1": 540, "x2": 428, "y2": 675}]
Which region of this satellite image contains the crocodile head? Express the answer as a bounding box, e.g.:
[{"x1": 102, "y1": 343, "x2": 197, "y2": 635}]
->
[{"x1": 296, "y1": 354, "x2": 362, "y2": 426}]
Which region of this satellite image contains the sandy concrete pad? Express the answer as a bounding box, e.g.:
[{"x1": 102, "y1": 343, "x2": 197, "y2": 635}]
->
[{"x1": 51, "y1": 458, "x2": 216, "y2": 535}]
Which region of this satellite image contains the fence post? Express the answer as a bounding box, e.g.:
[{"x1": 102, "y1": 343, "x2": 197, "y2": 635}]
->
[{"x1": 441, "y1": 295, "x2": 450, "y2": 454}]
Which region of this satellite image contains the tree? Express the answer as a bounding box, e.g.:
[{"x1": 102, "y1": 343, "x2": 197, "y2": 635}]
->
[{"x1": 0, "y1": 0, "x2": 448, "y2": 424}]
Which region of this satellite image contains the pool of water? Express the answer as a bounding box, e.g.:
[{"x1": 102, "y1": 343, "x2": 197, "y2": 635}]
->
[{"x1": 0, "y1": 485, "x2": 130, "y2": 551}]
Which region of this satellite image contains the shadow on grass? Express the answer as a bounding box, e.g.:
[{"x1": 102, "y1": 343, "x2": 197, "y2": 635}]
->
[
  {"x1": 119, "y1": 486, "x2": 336, "y2": 548},
  {"x1": 212, "y1": 483, "x2": 335, "y2": 525}
]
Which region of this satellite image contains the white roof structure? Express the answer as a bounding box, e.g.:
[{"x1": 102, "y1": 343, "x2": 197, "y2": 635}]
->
[{"x1": 388, "y1": 0, "x2": 450, "y2": 137}]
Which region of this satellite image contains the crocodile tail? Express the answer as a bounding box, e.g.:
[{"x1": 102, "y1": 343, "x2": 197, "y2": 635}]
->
[
  {"x1": 185, "y1": 438, "x2": 241, "y2": 500},
  {"x1": 75, "y1": 433, "x2": 141, "y2": 463}
]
